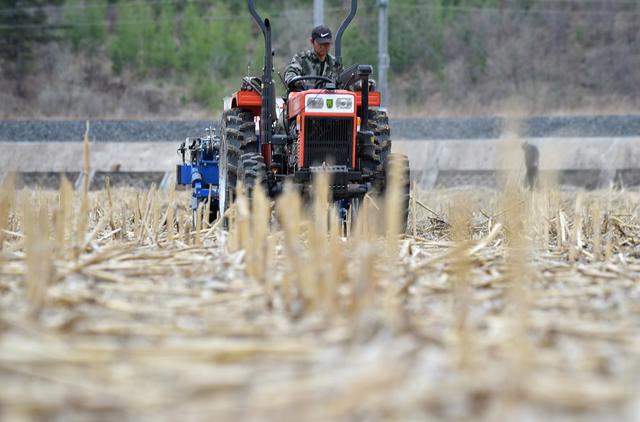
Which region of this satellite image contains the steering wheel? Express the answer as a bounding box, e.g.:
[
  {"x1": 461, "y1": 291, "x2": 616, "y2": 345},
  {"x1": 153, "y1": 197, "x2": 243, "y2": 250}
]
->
[{"x1": 287, "y1": 75, "x2": 334, "y2": 91}]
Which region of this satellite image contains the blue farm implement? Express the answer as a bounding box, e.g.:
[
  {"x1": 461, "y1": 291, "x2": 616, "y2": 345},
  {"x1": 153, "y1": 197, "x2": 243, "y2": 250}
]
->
[{"x1": 176, "y1": 127, "x2": 221, "y2": 223}]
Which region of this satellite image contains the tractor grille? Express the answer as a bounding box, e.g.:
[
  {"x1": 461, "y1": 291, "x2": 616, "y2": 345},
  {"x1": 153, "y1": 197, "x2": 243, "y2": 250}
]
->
[{"x1": 303, "y1": 116, "x2": 354, "y2": 167}]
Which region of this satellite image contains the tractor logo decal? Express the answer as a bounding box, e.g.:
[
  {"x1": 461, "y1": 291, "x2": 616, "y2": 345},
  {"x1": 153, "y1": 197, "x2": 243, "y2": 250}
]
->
[{"x1": 326, "y1": 99, "x2": 334, "y2": 109}]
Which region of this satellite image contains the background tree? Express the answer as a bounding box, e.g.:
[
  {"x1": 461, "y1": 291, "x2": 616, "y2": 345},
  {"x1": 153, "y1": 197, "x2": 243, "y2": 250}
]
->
[
  {"x1": 63, "y1": 0, "x2": 107, "y2": 83},
  {"x1": 0, "y1": 0, "x2": 63, "y2": 96}
]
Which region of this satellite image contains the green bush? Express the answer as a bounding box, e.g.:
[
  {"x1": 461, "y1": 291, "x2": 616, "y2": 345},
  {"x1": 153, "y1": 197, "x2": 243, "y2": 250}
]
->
[
  {"x1": 178, "y1": 2, "x2": 208, "y2": 75},
  {"x1": 68, "y1": 0, "x2": 527, "y2": 111},
  {"x1": 148, "y1": 2, "x2": 177, "y2": 74},
  {"x1": 63, "y1": 0, "x2": 106, "y2": 51},
  {"x1": 110, "y1": 1, "x2": 154, "y2": 75},
  {"x1": 191, "y1": 76, "x2": 226, "y2": 110}
]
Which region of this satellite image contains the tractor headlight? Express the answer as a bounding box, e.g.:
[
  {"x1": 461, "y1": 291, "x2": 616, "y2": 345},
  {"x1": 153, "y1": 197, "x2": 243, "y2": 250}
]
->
[
  {"x1": 306, "y1": 97, "x2": 324, "y2": 109},
  {"x1": 336, "y1": 97, "x2": 353, "y2": 110}
]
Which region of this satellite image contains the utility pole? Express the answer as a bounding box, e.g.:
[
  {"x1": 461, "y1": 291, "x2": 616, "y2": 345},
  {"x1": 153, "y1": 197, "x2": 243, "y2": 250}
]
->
[
  {"x1": 378, "y1": 0, "x2": 389, "y2": 108},
  {"x1": 314, "y1": 0, "x2": 324, "y2": 27}
]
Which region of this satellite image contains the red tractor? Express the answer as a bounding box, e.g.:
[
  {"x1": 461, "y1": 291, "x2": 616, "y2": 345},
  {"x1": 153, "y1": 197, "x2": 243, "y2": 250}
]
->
[{"x1": 216, "y1": 0, "x2": 409, "y2": 225}]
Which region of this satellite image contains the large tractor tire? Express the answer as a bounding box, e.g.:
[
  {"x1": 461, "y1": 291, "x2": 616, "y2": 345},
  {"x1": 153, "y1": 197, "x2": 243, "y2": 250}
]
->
[
  {"x1": 359, "y1": 109, "x2": 390, "y2": 180},
  {"x1": 369, "y1": 109, "x2": 391, "y2": 165},
  {"x1": 219, "y1": 108, "x2": 257, "y2": 214},
  {"x1": 384, "y1": 153, "x2": 411, "y2": 232},
  {"x1": 363, "y1": 109, "x2": 392, "y2": 196},
  {"x1": 359, "y1": 139, "x2": 380, "y2": 179},
  {"x1": 238, "y1": 152, "x2": 267, "y2": 198}
]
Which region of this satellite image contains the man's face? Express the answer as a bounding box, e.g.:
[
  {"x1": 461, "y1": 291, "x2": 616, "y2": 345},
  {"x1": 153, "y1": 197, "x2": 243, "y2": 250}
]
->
[{"x1": 311, "y1": 39, "x2": 331, "y2": 61}]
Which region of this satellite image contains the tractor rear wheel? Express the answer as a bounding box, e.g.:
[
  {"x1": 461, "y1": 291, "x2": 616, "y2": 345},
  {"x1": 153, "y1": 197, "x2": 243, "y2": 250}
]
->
[{"x1": 219, "y1": 108, "x2": 257, "y2": 214}]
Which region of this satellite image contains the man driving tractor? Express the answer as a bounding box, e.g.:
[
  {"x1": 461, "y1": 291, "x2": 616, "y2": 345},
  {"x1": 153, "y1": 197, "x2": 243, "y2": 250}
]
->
[{"x1": 284, "y1": 25, "x2": 343, "y2": 87}]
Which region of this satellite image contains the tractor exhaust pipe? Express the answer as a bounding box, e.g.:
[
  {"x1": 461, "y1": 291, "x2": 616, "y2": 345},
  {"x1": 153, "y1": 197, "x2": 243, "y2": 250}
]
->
[
  {"x1": 248, "y1": 0, "x2": 274, "y2": 146},
  {"x1": 334, "y1": 0, "x2": 357, "y2": 66}
]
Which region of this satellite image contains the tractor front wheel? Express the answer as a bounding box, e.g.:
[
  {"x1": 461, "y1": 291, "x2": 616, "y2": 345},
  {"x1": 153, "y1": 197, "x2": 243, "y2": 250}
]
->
[
  {"x1": 369, "y1": 109, "x2": 391, "y2": 165},
  {"x1": 238, "y1": 152, "x2": 268, "y2": 199},
  {"x1": 364, "y1": 109, "x2": 392, "y2": 195}
]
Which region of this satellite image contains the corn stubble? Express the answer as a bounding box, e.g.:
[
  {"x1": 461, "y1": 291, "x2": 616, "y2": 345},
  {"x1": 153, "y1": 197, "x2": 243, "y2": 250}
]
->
[{"x1": 1, "y1": 152, "x2": 639, "y2": 419}]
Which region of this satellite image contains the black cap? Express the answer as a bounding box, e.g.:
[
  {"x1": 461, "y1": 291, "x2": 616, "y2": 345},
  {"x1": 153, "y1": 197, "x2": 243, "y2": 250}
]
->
[{"x1": 311, "y1": 25, "x2": 332, "y2": 44}]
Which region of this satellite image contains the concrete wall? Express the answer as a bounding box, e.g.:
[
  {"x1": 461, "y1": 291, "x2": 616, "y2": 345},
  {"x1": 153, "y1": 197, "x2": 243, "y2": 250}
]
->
[
  {"x1": 393, "y1": 137, "x2": 640, "y2": 171},
  {"x1": 3, "y1": 137, "x2": 639, "y2": 173},
  {"x1": 393, "y1": 137, "x2": 640, "y2": 188},
  {"x1": 2, "y1": 137, "x2": 640, "y2": 189},
  {"x1": 1, "y1": 142, "x2": 178, "y2": 173}
]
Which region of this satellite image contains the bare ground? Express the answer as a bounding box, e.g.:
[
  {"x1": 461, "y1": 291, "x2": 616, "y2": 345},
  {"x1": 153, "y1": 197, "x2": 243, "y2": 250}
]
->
[{"x1": 1, "y1": 186, "x2": 639, "y2": 421}]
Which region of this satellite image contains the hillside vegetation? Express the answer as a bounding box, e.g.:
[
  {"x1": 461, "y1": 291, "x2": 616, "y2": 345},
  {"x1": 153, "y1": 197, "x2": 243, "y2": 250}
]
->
[{"x1": 1, "y1": 0, "x2": 639, "y2": 118}]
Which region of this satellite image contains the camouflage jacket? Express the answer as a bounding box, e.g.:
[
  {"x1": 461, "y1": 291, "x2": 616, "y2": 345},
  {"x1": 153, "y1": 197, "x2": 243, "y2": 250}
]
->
[{"x1": 283, "y1": 50, "x2": 343, "y2": 86}]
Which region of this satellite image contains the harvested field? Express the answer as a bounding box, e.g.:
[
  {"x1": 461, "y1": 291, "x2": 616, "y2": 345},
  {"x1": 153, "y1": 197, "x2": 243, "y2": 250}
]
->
[{"x1": 1, "y1": 169, "x2": 640, "y2": 420}]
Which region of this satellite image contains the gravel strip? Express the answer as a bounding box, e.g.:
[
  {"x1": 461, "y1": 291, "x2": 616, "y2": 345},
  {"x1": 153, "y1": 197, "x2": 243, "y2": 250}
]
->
[{"x1": 2, "y1": 115, "x2": 640, "y2": 142}]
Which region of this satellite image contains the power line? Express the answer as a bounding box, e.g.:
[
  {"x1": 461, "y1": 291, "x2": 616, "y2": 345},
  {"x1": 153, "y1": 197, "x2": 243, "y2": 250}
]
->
[
  {"x1": 523, "y1": 0, "x2": 637, "y2": 4},
  {"x1": 1, "y1": 0, "x2": 638, "y2": 17},
  {"x1": 1, "y1": 1, "x2": 637, "y2": 30},
  {"x1": 0, "y1": 0, "x2": 327, "y2": 17},
  {"x1": 510, "y1": 0, "x2": 638, "y2": 4},
  {"x1": 391, "y1": 3, "x2": 640, "y2": 16},
  {"x1": 0, "y1": 0, "x2": 204, "y2": 16},
  {"x1": 0, "y1": 14, "x2": 243, "y2": 30},
  {"x1": 0, "y1": 6, "x2": 347, "y2": 31}
]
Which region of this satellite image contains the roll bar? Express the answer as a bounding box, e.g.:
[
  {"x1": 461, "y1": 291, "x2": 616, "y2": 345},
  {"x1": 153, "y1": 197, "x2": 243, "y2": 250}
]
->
[
  {"x1": 248, "y1": 0, "x2": 268, "y2": 36},
  {"x1": 334, "y1": 0, "x2": 358, "y2": 65},
  {"x1": 245, "y1": 0, "x2": 358, "y2": 146}
]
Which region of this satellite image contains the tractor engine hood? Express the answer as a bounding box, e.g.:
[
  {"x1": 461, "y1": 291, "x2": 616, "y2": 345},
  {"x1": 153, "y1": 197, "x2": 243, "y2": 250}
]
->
[{"x1": 288, "y1": 90, "x2": 356, "y2": 118}]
